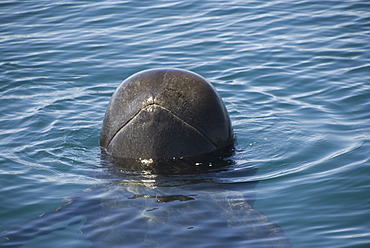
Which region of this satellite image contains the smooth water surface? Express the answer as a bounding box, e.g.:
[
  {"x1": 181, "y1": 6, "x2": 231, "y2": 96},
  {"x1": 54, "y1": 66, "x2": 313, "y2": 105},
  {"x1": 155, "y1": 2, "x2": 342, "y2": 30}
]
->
[{"x1": 1, "y1": 0, "x2": 369, "y2": 247}]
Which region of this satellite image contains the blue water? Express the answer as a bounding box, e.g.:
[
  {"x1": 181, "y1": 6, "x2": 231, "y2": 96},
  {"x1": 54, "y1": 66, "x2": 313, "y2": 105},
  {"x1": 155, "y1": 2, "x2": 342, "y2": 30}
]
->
[{"x1": 1, "y1": 0, "x2": 370, "y2": 247}]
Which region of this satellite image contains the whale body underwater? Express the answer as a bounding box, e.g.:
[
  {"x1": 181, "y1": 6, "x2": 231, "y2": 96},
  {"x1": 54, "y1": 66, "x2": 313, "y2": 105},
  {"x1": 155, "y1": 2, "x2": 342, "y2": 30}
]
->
[{"x1": 100, "y1": 68, "x2": 234, "y2": 163}]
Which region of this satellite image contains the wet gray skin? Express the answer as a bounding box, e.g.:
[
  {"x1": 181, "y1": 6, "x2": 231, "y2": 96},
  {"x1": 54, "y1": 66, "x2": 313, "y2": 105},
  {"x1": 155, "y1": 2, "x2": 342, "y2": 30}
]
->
[{"x1": 99, "y1": 68, "x2": 234, "y2": 160}]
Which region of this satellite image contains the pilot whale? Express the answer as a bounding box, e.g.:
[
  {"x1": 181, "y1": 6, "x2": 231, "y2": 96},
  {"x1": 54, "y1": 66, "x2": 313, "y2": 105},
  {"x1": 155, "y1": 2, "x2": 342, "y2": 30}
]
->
[
  {"x1": 1, "y1": 69, "x2": 291, "y2": 247},
  {"x1": 99, "y1": 68, "x2": 234, "y2": 160}
]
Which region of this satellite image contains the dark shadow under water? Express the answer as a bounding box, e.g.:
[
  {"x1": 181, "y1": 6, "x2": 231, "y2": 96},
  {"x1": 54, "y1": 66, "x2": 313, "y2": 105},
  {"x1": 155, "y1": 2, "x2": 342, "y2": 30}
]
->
[{"x1": 1, "y1": 148, "x2": 291, "y2": 247}]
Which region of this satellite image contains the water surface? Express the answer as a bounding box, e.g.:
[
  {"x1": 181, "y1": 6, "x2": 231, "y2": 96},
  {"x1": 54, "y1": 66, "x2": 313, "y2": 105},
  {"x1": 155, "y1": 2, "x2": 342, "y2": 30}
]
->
[{"x1": 1, "y1": 0, "x2": 369, "y2": 247}]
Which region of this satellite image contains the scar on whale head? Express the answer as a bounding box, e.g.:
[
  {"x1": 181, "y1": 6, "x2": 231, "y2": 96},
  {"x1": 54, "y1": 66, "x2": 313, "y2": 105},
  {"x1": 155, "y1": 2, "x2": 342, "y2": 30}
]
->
[{"x1": 99, "y1": 68, "x2": 234, "y2": 166}]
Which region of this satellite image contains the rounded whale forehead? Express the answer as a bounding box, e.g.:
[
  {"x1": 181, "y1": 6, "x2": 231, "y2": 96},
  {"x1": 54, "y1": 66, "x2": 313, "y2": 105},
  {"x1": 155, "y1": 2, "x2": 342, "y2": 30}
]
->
[
  {"x1": 110, "y1": 68, "x2": 220, "y2": 115},
  {"x1": 100, "y1": 68, "x2": 233, "y2": 159}
]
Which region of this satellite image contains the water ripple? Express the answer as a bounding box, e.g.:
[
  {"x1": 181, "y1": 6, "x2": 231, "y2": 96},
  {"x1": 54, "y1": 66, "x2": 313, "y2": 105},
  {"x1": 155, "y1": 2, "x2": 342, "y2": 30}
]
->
[{"x1": 1, "y1": 0, "x2": 370, "y2": 247}]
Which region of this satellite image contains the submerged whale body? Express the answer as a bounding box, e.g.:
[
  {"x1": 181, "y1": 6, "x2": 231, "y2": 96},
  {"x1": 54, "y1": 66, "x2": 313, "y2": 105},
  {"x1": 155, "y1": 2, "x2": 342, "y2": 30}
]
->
[{"x1": 100, "y1": 68, "x2": 234, "y2": 161}]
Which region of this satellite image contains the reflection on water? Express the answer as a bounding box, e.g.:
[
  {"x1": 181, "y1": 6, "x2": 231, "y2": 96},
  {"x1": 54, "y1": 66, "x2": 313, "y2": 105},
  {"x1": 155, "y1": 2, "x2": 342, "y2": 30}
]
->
[
  {"x1": 1, "y1": 153, "x2": 290, "y2": 248},
  {"x1": 128, "y1": 193, "x2": 195, "y2": 203},
  {"x1": 99, "y1": 144, "x2": 236, "y2": 176}
]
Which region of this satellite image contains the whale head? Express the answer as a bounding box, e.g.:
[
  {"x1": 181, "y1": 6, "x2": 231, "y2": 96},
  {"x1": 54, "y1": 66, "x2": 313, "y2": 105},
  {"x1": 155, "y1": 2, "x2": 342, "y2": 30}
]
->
[{"x1": 100, "y1": 68, "x2": 234, "y2": 164}]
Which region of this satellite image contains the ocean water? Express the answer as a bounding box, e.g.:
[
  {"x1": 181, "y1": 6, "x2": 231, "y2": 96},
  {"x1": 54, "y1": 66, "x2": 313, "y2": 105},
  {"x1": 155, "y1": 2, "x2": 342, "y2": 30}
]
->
[{"x1": 1, "y1": 0, "x2": 369, "y2": 247}]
